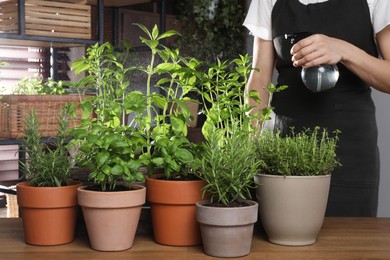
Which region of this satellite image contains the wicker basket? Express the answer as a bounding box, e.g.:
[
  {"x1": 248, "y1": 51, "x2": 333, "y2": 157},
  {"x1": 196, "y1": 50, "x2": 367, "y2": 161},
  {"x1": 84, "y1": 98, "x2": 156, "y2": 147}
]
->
[
  {"x1": 0, "y1": 0, "x2": 91, "y2": 40},
  {"x1": 0, "y1": 94, "x2": 87, "y2": 138}
]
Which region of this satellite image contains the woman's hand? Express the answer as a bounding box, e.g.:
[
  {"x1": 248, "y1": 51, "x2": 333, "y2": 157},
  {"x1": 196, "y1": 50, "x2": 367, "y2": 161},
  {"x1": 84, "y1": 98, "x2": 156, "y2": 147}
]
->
[
  {"x1": 290, "y1": 34, "x2": 346, "y2": 68},
  {"x1": 289, "y1": 26, "x2": 390, "y2": 93}
]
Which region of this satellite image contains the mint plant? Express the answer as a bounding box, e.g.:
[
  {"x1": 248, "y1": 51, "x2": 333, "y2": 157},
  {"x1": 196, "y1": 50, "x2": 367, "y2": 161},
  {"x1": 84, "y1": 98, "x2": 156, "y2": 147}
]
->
[
  {"x1": 70, "y1": 41, "x2": 145, "y2": 191},
  {"x1": 70, "y1": 24, "x2": 202, "y2": 190},
  {"x1": 130, "y1": 23, "x2": 199, "y2": 179}
]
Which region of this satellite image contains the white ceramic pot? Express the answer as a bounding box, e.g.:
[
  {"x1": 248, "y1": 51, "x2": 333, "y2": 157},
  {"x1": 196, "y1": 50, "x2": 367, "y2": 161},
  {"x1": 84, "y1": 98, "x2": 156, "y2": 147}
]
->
[{"x1": 254, "y1": 174, "x2": 331, "y2": 246}]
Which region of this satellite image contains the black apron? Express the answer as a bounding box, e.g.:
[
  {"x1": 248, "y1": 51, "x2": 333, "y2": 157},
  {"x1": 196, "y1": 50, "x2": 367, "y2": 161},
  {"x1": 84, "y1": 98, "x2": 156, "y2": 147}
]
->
[{"x1": 271, "y1": 0, "x2": 380, "y2": 216}]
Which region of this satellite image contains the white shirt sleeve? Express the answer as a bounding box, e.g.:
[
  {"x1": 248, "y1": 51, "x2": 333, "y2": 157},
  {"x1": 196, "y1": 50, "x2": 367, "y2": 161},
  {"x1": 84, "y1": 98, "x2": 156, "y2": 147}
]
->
[
  {"x1": 370, "y1": 0, "x2": 390, "y2": 35},
  {"x1": 243, "y1": 0, "x2": 274, "y2": 41}
]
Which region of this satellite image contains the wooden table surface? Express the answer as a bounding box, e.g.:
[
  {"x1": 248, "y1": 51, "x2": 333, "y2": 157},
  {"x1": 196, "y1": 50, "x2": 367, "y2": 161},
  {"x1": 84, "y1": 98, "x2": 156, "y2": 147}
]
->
[{"x1": 0, "y1": 217, "x2": 389, "y2": 259}]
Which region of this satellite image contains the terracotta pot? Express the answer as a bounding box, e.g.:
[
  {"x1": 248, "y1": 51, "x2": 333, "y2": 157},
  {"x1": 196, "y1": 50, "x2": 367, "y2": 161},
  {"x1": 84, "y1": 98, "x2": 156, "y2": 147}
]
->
[
  {"x1": 16, "y1": 181, "x2": 82, "y2": 246},
  {"x1": 254, "y1": 174, "x2": 331, "y2": 246},
  {"x1": 77, "y1": 184, "x2": 146, "y2": 251},
  {"x1": 145, "y1": 176, "x2": 205, "y2": 246},
  {"x1": 196, "y1": 200, "x2": 258, "y2": 258}
]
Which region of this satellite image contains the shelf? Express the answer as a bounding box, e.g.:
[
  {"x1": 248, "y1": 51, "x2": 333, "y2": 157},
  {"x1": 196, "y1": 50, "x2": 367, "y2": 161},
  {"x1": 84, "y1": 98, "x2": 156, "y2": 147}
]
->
[
  {"x1": 88, "y1": 0, "x2": 150, "y2": 6},
  {"x1": 0, "y1": 0, "x2": 104, "y2": 47},
  {"x1": 0, "y1": 37, "x2": 96, "y2": 47}
]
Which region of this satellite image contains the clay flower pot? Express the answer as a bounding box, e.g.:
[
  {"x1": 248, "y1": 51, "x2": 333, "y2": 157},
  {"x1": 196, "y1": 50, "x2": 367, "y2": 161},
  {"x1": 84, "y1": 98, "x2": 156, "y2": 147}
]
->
[
  {"x1": 196, "y1": 200, "x2": 258, "y2": 258},
  {"x1": 146, "y1": 176, "x2": 205, "y2": 246},
  {"x1": 77, "y1": 184, "x2": 146, "y2": 251},
  {"x1": 16, "y1": 181, "x2": 82, "y2": 246},
  {"x1": 255, "y1": 174, "x2": 331, "y2": 246}
]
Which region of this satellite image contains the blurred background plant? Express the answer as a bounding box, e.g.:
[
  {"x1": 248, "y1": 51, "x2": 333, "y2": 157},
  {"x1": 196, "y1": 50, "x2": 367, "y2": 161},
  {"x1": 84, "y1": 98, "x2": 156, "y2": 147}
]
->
[
  {"x1": 176, "y1": 0, "x2": 246, "y2": 63},
  {"x1": 12, "y1": 77, "x2": 68, "y2": 95}
]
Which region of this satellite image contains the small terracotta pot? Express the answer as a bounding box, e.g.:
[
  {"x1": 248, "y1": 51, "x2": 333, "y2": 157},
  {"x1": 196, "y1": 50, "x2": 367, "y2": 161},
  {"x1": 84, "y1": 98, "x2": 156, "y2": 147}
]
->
[
  {"x1": 146, "y1": 176, "x2": 205, "y2": 246},
  {"x1": 78, "y1": 184, "x2": 146, "y2": 251},
  {"x1": 16, "y1": 181, "x2": 82, "y2": 246},
  {"x1": 196, "y1": 200, "x2": 258, "y2": 258}
]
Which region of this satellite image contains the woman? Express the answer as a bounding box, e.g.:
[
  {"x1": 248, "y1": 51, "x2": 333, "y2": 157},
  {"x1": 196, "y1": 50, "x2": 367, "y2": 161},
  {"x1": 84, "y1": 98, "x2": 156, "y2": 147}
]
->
[{"x1": 243, "y1": 0, "x2": 390, "y2": 216}]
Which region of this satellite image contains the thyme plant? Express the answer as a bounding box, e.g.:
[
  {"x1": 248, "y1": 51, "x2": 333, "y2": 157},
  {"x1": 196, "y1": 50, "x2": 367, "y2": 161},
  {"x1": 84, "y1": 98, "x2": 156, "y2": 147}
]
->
[{"x1": 254, "y1": 127, "x2": 341, "y2": 176}]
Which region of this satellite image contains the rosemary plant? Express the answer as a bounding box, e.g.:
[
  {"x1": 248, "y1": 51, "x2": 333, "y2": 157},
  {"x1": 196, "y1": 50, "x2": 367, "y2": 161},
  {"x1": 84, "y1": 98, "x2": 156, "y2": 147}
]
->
[
  {"x1": 197, "y1": 123, "x2": 262, "y2": 205},
  {"x1": 21, "y1": 104, "x2": 75, "y2": 187}
]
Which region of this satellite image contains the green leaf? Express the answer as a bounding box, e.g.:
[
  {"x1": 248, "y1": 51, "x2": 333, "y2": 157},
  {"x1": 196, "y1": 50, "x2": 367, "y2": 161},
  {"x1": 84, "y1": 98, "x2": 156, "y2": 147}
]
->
[
  {"x1": 112, "y1": 139, "x2": 127, "y2": 148},
  {"x1": 135, "y1": 171, "x2": 145, "y2": 181},
  {"x1": 96, "y1": 151, "x2": 110, "y2": 166},
  {"x1": 127, "y1": 160, "x2": 141, "y2": 172},
  {"x1": 249, "y1": 90, "x2": 261, "y2": 104},
  {"x1": 201, "y1": 120, "x2": 214, "y2": 141},
  {"x1": 151, "y1": 24, "x2": 159, "y2": 40},
  {"x1": 151, "y1": 94, "x2": 167, "y2": 109},
  {"x1": 101, "y1": 164, "x2": 111, "y2": 174},
  {"x1": 170, "y1": 116, "x2": 185, "y2": 135},
  {"x1": 175, "y1": 148, "x2": 193, "y2": 163},
  {"x1": 155, "y1": 62, "x2": 179, "y2": 73},
  {"x1": 111, "y1": 165, "x2": 123, "y2": 175},
  {"x1": 97, "y1": 173, "x2": 106, "y2": 181},
  {"x1": 133, "y1": 23, "x2": 152, "y2": 39},
  {"x1": 152, "y1": 157, "x2": 164, "y2": 167},
  {"x1": 157, "y1": 29, "x2": 178, "y2": 40},
  {"x1": 71, "y1": 60, "x2": 89, "y2": 74}
]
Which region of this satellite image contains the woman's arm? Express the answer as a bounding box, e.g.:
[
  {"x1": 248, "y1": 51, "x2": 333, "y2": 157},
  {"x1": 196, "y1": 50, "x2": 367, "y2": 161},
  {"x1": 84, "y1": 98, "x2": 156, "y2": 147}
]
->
[
  {"x1": 290, "y1": 25, "x2": 390, "y2": 93},
  {"x1": 246, "y1": 37, "x2": 276, "y2": 115}
]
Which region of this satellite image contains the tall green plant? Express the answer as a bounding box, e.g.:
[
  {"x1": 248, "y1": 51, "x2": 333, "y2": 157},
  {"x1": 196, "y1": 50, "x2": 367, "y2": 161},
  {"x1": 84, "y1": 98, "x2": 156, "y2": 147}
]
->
[
  {"x1": 71, "y1": 41, "x2": 134, "y2": 126},
  {"x1": 70, "y1": 24, "x2": 201, "y2": 189},
  {"x1": 131, "y1": 23, "x2": 200, "y2": 178},
  {"x1": 70, "y1": 41, "x2": 146, "y2": 191},
  {"x1": 197, "y1": 54, "x2": 261, "y2": 141},
  {"x1": 193, "y1": 54, "x2": 264, "y2": 206}
]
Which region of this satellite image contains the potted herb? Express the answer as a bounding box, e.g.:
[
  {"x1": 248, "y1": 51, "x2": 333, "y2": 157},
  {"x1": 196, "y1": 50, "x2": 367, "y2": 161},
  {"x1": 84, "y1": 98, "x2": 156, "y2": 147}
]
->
[
  {"x1": 194, "y1": 54, "x2": 262, "y2": 257},
  {"x1": 69, "y1": 41, "x2": 146, "y2": 252},
  {"x1": 128, "y1": 23, "x2": 206, "y2": 246},
  {"x1": 16, "y1": 104, "x2": 82, "y2": 246},
  {"x1": 253, "y1": 127, "x2": 340, "y2": 246}
]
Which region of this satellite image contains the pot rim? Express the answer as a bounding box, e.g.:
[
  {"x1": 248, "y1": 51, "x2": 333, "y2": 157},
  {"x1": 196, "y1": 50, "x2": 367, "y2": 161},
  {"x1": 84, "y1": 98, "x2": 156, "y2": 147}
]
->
[
  {"x1": 196, "y1": 199, "x2": 258, "y2": 208},
  {"x1": 145, "y1": 175, "x2": 204, "y2": 184},
  {"x1": 256, "y1": 173, "x2": 331, "y2": 179},
  {"x1": 17, "y1": 180, "x2": 83, "y2": 190},
  {"x1": 77, "y1": 183, "x2": 146, "y2": 193}
]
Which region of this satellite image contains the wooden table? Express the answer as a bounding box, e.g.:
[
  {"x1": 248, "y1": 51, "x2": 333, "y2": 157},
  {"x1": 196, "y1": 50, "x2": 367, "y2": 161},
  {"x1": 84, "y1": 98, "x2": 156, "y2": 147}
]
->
[{"x1": 0, "y1": 217, "x2": 389, "y2": 259}]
